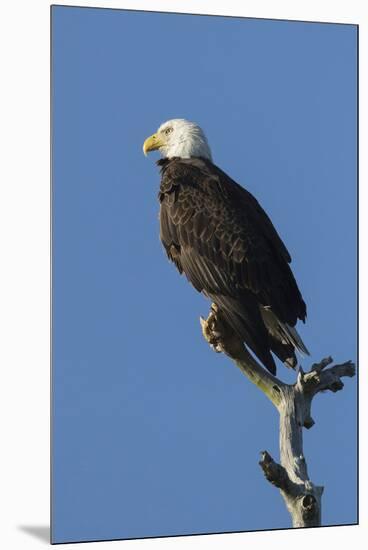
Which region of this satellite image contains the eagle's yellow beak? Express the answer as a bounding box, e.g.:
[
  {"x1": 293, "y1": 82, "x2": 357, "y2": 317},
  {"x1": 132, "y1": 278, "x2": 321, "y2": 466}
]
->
[{"x1": 143, "y1": 133, "x2": 165, "y2": 156}]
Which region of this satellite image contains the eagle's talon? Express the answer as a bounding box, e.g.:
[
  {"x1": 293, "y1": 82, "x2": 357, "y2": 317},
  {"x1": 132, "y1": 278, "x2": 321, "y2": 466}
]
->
[
  {"x1": 200, "y1": 308, "x2": 227, "y2": 353},
  {"x1": 210, "y1": 343, "x2": 222, "y2": 353}
]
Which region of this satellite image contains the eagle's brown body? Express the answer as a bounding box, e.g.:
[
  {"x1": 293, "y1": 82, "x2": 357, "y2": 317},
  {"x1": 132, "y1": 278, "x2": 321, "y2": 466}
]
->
[{"x1": 157, "y1": 156, "x2": 308, "y2": 374}]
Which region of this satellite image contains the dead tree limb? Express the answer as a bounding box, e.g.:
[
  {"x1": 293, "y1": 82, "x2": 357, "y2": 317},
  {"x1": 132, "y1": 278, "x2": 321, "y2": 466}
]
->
[{"x1": 200, "y1": 304, "x2": 356, "y2": 528}]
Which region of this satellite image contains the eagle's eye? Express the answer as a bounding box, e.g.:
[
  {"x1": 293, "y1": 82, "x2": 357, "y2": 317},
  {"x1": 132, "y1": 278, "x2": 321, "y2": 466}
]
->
[{"x1": 164, "y1": 127, "x2": 173, "y2": 136}]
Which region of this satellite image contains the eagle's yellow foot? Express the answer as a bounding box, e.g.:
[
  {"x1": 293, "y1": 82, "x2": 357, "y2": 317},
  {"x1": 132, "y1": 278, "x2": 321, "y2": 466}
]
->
[
  {"x1": 200, "y1": 304, "x2": 230, "y2": 353},
  {"x1": 200, "y1": 303, "x2": 245, "y2": 357},
  {"x1": 200, "y1": 311, "x2": 223, "y2": 353}
]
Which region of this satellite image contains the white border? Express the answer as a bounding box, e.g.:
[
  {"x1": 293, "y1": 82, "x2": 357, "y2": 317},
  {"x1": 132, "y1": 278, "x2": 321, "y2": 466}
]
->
[{"x1": 0, "y1": 1, "x2": 365, "y2": 548}]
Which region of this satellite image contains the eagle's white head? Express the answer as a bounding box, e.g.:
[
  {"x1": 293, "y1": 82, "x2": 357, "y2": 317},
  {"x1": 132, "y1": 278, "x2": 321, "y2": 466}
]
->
[{"x1": 143, "y1": 118, "x2": 212, "y2": 161}]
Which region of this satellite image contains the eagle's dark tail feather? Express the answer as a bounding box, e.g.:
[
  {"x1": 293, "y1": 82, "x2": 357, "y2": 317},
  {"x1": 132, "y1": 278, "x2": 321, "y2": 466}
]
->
[
  {"x1": 210, "y1": 293, "x2": 277, "y2": 375},
  {"x1": 260, "y1": 306, "x2": 310, "y2": 369},
  {"x1": 210, "y1": 293, "x2": 309, "y2": 375},
  {"x1": 268, "y1": 336, "x2": 297, "y2": 370}
]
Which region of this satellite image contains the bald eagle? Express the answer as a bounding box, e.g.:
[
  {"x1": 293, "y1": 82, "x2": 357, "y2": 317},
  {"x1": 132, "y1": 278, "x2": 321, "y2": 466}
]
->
[{"x1": 143, "y1": 119, "x2": 309, "y2": 374}]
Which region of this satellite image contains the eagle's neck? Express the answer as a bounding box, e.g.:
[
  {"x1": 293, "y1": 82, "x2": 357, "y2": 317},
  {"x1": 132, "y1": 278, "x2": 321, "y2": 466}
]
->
[
  {"x1": 166, "y1": 143, "x2": 212, "y2": 160},
  {"x1": 156, "y1": 157, "x2": 175, "y2": 171},
  {"x1": 156, "y1": 156, "x2": 214, "y2": 175}
]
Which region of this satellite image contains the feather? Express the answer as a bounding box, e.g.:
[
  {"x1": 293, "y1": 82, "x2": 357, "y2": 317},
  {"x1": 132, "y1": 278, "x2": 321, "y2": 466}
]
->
[{"x1": 157, "y1": 155, "x2": 308, "y2": 374}]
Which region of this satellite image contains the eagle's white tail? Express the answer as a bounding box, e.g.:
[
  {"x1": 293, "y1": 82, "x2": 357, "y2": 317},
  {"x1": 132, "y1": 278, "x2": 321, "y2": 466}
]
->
[{"x1": 260, "y1": 306, "x2": 310, "y2": 362}]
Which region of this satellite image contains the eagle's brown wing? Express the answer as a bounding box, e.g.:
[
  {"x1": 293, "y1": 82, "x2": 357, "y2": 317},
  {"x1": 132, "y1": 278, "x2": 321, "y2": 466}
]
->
[{"x1": 157, "y1": 157, "x2": 307, "y2": 373}]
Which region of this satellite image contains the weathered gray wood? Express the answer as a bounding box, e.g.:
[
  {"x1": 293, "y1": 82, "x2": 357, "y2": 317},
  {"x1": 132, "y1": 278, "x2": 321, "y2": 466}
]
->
[{"x1": 200, "y1": 304, "x2": 356, "y2": 528}]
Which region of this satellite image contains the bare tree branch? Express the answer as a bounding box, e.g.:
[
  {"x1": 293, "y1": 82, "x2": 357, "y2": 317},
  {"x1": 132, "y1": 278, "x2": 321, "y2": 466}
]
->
[
  {"x1": 200, "y1": 304, "x2": 285, "y2": 407},
  {"x1": 200, "y1": 303, "x2": 356, "y2": 528}
]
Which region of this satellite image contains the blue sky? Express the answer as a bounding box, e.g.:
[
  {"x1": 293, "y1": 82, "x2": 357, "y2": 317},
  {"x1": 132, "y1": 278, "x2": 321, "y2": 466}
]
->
[{"x1": 51, "y1": 6, "x2": 357, "y2": 544}]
